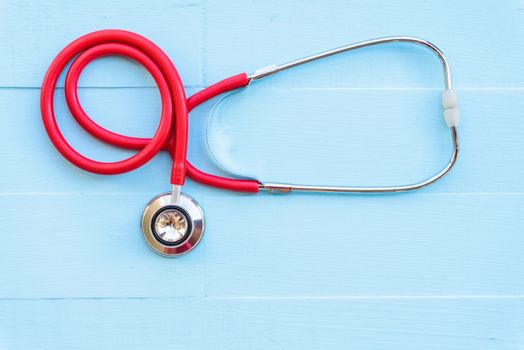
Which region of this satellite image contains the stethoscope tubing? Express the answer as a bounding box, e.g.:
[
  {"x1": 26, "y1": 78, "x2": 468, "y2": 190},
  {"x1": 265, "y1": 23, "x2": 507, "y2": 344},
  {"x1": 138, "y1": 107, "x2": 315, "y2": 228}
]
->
[{"x1": 41, "y1": 29, "x2": 260, "y2": 193}]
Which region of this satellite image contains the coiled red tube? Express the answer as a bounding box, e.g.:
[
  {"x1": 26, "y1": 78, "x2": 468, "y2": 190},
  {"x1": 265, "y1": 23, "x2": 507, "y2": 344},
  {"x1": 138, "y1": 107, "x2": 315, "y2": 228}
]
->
[{"x1": 41, "y1": 29, "x2": 260, "y2": 193}]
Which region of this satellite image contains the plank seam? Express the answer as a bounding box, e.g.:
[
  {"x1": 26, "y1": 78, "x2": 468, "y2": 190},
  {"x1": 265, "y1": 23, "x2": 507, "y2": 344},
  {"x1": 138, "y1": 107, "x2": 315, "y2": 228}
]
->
[
  {"x1": 3, "y1": 86, "x2": 524, "y2": 90},
  {"x1": 1, "y1": 295, "x2": 524, "y2": 301},
  {"x1": 2, "y1": 192, "x2": 524, "y2": 196}
]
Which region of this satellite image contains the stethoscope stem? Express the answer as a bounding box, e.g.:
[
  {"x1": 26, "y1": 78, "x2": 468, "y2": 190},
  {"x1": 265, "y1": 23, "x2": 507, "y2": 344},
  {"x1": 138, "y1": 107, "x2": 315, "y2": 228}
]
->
[{"x1": 171, "y1": 184, "x2": 182, "y2": 204}]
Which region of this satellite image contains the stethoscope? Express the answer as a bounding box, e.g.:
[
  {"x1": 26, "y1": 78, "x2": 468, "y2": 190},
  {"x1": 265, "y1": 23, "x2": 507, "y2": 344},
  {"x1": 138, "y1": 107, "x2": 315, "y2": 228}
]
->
[{"x1": 41, "y1": 30, "x2": 460, "y2": 257}]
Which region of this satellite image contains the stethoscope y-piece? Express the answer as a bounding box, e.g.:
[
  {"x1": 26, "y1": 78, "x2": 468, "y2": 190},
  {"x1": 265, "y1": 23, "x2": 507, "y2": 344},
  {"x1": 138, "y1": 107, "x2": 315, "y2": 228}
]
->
[{"x1": 41, "y1": 30, "x2": 460, "y2": 256}]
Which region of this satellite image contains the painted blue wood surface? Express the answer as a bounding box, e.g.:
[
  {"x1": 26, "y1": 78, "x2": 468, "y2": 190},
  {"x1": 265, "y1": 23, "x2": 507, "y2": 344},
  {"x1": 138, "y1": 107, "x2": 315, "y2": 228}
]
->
[{"x1": 1, "y1": 0, "x2": 524, "y2": 349}]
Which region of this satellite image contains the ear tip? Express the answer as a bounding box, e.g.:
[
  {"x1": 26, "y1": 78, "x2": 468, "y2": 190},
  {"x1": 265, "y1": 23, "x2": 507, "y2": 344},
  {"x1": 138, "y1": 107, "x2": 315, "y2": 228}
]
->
[
  {"x1": 442, "y1": 88, "x2": 459, "y2": 109},
  {"x1": 444, "y1": 107, "x2": 460, "y2": 127}
]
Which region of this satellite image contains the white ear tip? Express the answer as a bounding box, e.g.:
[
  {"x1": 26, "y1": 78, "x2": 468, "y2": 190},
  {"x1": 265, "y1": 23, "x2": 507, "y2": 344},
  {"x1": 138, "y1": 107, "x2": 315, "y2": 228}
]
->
[
  {"x1": 442, "y1": 89, "x2": 460, "y2": 127},
  {"x1": 442, "y1": 89, "x2": 458, "y2": 108},
  {"x1": 444, "y1": 107, "x2": 460, "y2": 127}
]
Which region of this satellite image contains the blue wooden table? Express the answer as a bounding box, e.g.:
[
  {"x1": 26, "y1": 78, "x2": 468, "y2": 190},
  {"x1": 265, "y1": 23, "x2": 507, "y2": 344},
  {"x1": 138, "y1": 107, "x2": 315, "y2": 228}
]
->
[{"x1": 1, "y1": 1, "x2": 523, "y2": 349}]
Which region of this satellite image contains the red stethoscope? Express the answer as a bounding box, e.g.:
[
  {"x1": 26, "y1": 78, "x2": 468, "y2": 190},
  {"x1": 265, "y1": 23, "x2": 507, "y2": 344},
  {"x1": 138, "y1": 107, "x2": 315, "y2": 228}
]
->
[{"x1": 41, "y1": 30, "x2": 460, "y2": 256}]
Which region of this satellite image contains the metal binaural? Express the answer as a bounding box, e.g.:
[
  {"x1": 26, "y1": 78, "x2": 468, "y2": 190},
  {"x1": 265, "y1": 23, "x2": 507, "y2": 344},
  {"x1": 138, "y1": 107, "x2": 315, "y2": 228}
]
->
[{"x1": 244, "y1": 36, "x2": 459, "y2": 194}]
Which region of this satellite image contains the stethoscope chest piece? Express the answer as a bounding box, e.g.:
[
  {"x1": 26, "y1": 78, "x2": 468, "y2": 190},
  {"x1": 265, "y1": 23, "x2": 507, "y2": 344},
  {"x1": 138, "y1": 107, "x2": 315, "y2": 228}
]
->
[{"x1": 141, "y1": 192, "x2": 205, "y2": 256}]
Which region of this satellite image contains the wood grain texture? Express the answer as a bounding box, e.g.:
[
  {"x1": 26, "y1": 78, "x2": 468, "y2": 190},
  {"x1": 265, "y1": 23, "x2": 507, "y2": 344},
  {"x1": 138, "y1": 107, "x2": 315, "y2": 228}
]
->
[
  {"x1": 2, "y1": 88, "x2": 524, "y2": 193},
  {"x1": 205, "y1": 0, "x2": 524, "y2": 88},
  {"x1": 1, "y1": 0, "x2": 523, "y2": 348},
  {"x1": 1, "y1": 193, "x2": 522, "y2": 299},
  {"x1": 1, "y1": 299, "x2": 523, "y2": 349},
  {"x1": 0, "y1": 0, "x2": 204, "y2": 87}
]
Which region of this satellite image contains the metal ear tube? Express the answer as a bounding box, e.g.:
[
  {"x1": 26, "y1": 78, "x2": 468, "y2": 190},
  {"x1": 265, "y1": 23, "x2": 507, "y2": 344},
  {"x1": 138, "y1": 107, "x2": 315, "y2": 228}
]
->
[{"x1": 249, "y1": 36, "x2": 459, "y2": 194}]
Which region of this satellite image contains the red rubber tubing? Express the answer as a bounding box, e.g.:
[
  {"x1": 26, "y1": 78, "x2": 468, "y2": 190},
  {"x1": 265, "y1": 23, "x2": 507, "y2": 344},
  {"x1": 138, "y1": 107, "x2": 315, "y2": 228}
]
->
[{"x1": 41, "y1": 29, "x2": 260, "y2": 193}]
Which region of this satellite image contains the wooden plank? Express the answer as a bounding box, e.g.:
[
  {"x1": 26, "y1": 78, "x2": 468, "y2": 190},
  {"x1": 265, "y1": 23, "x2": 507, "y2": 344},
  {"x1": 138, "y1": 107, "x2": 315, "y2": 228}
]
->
[
  {"x1": 203, "y1": 193, "x2": 524, "y2": 297},
  {"x1": 0, "y1": 298, "x2": 522, "y2": 349},
  {"x1": 0, "y1": 193, "x2": 522, "y2": 298},
  {"x1": 205, "y1": 0, "x2": 524, "y2": 88},
  {"x1": 0, "y1": 0, "x2": 204, "y2": 87},
  {"x1": 1, "y1": 88, "x2": 522, "y2": 193},
  {"x1": 0, "y1": 194, "x2": 204, "y2": 299}
]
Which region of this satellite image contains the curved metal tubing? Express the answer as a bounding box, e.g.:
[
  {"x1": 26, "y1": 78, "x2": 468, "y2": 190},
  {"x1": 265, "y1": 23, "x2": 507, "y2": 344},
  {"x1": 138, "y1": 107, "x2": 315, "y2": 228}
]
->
[{"x1": 246, "y1": 36, "x2": 459, "y2": 193}]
